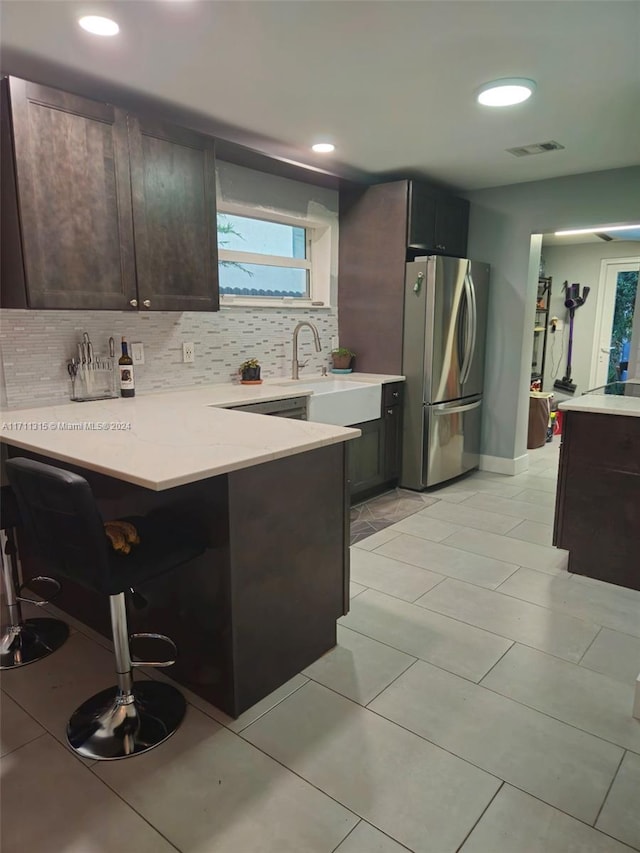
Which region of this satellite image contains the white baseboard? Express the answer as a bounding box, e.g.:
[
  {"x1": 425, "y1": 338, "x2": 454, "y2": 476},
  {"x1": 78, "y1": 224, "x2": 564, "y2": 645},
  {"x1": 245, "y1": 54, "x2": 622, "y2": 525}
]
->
[{"x1": 479, "y1": 453, "x2": 529, "y2": 476}]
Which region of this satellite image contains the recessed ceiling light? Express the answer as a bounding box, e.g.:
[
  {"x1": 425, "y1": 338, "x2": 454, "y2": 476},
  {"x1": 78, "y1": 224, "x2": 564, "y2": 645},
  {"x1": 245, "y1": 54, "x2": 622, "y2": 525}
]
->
[
  {"x1": 555, "y1": 224, "x2": 640, "y2": 236},
  {"x1": 476, "y1": 78, "x2": 536, "y2": 107},
  {"x1": 312, "y1": 143, "x2": 335, "y2": 154},
  {"x1": 78, "y1": 15, "x2": 120, "y2": 36}
]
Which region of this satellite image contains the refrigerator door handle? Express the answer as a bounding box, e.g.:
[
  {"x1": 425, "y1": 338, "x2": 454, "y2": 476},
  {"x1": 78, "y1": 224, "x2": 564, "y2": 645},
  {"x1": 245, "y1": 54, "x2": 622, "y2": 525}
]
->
[
  {"x1": 433, "y1": 399, "x2": 482, "y2": 416},
  {"x1": 460, "y1": 263, "x2": 477, "y2": 385}
]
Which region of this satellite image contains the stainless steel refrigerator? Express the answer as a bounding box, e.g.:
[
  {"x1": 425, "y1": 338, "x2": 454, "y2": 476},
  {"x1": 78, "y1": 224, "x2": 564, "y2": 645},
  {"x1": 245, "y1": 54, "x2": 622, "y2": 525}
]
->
[{"x1": 400, "y1": 256, "x2": 490, "y2": 490}]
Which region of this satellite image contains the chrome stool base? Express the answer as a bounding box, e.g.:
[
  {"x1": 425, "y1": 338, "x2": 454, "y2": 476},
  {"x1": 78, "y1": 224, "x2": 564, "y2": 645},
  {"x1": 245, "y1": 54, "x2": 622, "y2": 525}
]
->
[
  {"x1": 0, "y1": 617, "x2": 69, "y2": 669},
  {"x1": 67, "y1": 680, "x2": 186, "y2": 760}
]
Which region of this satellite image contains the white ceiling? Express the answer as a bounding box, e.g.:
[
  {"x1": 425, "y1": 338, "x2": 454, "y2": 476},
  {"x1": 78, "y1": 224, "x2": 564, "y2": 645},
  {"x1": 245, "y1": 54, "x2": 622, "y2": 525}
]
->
[{"x1": 2, "y1": 0, "x2": 639, "y2": 190}]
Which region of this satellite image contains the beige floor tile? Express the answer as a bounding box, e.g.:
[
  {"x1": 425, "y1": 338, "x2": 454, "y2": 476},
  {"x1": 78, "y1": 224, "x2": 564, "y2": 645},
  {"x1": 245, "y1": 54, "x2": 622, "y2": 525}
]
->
[
  {"x1": 334, "y1": 821, "x2": 411, "y2": 853},
  {"x1": 426, "y1": 488, "x2": 478, "y2": 504},
  {"x1": 461, "y1": 785, "x2": 635, "y2": 853},
  {"x1": 509, "y1": 473, "x2": 558, "y2": 494},
  {"x1": 416, "y1": 578, "x2": 599, "y2": 662},
  {"x1": 349, "y1": 581, "x2": 367, "y2": 599},
  {"x1": 419, "y1": 500, "x2": 522, "y2": 535},
  {"x1": 461, "y1": 492, "x2": 555, "y2": 523},
  {"x1": 506, "y1": 519, "x2": 554, "y2": 546},
  {"x1": 441, "y1": 526, "x2": 568, "y2": 574},
  {"x1": 511, "y1": 489, "x2": 557, "y2": 508},
  {"x1": 392, "y1": 513, "x2": 463, "y2": 542},
  {"x1": 596, "y1": 750, "x2": 640, "y2": 850},
  {"x1": 350, "y1": 548, "x2": 445, "y2": 602},
  {"x1": 341, "y1": 588, "x2": 512, "y2": 682},
  {"x1": 499, "y1": 568, "x2": 640, "y2": 638},
  {"x1": 224, "y1": 674, "x2": 309, "y2": 732},
  {"x1": 580, "y1": 628, "x2": 640, "y2": 684},
  {"x1": 376, "y1": 533, "x2": 519, "y2": 589},
  {"x1": 0, "y1": 692, "x2": 45, "y2": 757},
  {"x1": 352, "y1": 527, "x2": 403, "y2": 552},
  {"x1": 95, "y1": 704, "x2": 357, "y2": 853},
  {"x1": 370, "y1": 660, "x2": 623, "y2": 824},
  {"x1": 1, "y1": 734, "x2": 176, "y2": 852},
  {"x1": 243, "y1": 680, "x2": 500, "y2": 853},
  {"x1": 482, "y1": 644, "x2": 640, "y2": 752},
  {"x1": 303, "y1": 625, "x2": 416, "y2": 705}
]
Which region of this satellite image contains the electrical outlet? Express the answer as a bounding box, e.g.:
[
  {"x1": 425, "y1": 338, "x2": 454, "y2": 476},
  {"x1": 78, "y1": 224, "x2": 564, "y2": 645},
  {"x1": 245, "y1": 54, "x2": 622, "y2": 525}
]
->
[
  {"x1": 552, "y1": 319, "x2": 563, "y2": 332},
  {"x1": 131, "y1": 342, "x2": 145, "y2": 364},
  {"x1": 331, "y1": 336, "x2": 338, "y2": 350},
  {"x1": 182, "y1": 342, "x2": 195, "y2": 363}
]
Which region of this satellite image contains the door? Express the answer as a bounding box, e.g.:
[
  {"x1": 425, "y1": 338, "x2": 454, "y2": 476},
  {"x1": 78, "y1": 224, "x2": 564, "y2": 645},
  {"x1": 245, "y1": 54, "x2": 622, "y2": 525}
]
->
[
  {"x1": 590, "y1": 258, "x2": 640, "y2": 391},
  {"x1": 425, "y1": 396, "x2": 482, "y2": 487},
  {"x1": 128, "y1": 116, "x2": 219, "y2": 311},
  {"x1": 348, "y1": 418, "x2": 386, "y2": 502},
  {"x1": 8, "y1": 78, "x2": 137, "y2": 309},
  {"x1": 434, "y1": 196, "x2": 470, "y2": 258}
]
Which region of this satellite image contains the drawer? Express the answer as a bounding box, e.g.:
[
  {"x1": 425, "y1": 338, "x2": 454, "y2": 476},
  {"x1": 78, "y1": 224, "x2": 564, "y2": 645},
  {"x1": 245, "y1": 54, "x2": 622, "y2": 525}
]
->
[{"x1": 383, "y1": 382, "x2": 404, "y2": 408}]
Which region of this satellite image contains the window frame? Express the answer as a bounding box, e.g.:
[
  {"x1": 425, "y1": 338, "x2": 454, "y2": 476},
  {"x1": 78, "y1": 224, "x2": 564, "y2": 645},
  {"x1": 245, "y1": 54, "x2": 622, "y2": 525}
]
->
[{"x1": 216, "y1": 203, "x2": 331, "y2": 308}]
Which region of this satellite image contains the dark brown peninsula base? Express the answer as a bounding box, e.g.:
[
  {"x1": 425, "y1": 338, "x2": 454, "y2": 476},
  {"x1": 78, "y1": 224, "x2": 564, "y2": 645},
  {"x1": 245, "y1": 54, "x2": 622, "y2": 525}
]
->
[
  {"x1": 553, "y1": 410, "x2": 640, "y2": 591},
  {"x1": 9, "y1": 443, "x2": 349, "y2": 717}
]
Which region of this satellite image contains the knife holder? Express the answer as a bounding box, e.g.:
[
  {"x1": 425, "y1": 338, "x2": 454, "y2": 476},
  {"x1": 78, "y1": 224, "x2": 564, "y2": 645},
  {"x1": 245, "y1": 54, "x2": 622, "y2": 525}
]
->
[{"x1": 71, "y1": 361, "x2": 118, "y2": 402}]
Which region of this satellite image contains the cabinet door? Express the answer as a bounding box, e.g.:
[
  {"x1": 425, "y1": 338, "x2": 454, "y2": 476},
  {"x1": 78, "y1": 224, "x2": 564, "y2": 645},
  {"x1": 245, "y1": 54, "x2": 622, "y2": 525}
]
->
[
  {"x1": 128, "y1": 116, "x2": 219, "y2": 311},
  {"x1": 348, "y1": 418, "x2": 386, "y2": 502},
  {"x1": 8, "y1": 78, "x2": 137, "y2": 309},
  {"x1": 407, "y1": 182, "x2": 437, "y2": 250},
  {"x1": 383, "y1": 404, "x2": 403, "y2": 482},
  {"x1": 434, "y1": 196, "x2": 469, "y2": 258}
]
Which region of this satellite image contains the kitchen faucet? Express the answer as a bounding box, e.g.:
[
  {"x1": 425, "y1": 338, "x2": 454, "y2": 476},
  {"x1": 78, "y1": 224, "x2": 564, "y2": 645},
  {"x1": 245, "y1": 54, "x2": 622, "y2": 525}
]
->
[{"x1": 291, "y1": 321, "x2": 321, "y2": 379}]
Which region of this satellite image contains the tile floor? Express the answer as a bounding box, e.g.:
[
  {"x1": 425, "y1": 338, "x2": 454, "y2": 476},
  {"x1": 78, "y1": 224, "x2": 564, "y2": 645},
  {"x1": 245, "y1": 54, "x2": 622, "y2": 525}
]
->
[{"x1": 2, "y1": 440, "x2": 640, "y2": 852}]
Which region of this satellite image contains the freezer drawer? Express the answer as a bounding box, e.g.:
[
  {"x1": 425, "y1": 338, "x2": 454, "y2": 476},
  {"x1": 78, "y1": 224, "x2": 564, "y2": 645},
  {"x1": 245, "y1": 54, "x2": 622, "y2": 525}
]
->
[{"x1": 425, "y1": 397, "x2": 482, "y2": 487}]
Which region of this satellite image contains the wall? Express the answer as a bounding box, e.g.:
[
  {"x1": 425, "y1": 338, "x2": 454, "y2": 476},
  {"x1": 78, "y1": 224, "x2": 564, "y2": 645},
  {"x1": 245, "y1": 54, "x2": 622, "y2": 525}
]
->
[
  {"x1": 0, "y1": 162, "x2": 339, "y2": 409},
  {"x1": 540, "y1": 242, "x2": 640, "y2": 397},
  {"x1": 464, "y1": 165, "x2": 640, "y2": 466}
]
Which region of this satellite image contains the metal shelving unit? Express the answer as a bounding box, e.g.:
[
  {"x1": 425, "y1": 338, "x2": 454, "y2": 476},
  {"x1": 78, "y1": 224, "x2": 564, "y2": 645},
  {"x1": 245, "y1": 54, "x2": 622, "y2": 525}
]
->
[{"x1": 531, "y1": 276, "x2": 552, "y2": 386}]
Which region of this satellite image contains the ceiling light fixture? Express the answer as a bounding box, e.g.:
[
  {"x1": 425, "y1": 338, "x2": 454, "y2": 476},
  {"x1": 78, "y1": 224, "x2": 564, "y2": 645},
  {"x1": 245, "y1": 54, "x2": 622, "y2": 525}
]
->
[
  {"x1": 312, "y1": 143, "x2": 335, "y2": 154},
  {"x1": 78, "y1": 15, "x2": 120, "y2": 36},
  {"x1": 476, "y1": 78, "x2": 536, "y2": 107},
  {"x1": 555, "y1": 224, "x2": 640, "y2": 236}
]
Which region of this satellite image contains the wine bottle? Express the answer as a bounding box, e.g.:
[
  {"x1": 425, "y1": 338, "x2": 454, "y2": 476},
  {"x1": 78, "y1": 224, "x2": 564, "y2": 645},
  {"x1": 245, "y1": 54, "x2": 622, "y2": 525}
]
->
[{"x1": 119, "y1": 336, "x2": 135, "y2": 398}]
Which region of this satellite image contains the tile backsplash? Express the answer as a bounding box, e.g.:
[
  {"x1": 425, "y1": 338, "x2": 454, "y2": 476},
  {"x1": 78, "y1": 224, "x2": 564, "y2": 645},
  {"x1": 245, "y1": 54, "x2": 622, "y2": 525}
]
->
[{"x1": 0, "y1": 307, "x2": 338, "y2": 409}]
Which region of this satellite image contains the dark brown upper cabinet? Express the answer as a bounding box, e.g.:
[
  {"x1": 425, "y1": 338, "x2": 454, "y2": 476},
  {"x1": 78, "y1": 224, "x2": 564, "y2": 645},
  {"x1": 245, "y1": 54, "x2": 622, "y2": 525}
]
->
[
  {"x1": 1, "y1": 77, "x2": 219, "y2": 312},
  {"x1": 407, "y1": 182, "x2": 469, "y2": 258},
  {"x1": 128, "y1": 117, "x2": 218, "y2": 312},
  {"x1": 2, "y1": 77, "x2": 137, "y2": 310}
]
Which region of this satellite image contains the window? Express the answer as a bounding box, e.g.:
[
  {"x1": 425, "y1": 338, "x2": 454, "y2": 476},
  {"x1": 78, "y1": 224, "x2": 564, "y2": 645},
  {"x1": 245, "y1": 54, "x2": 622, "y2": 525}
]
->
[{"x1": 217, "y1": 212, "x2": 312, "y2": 300}]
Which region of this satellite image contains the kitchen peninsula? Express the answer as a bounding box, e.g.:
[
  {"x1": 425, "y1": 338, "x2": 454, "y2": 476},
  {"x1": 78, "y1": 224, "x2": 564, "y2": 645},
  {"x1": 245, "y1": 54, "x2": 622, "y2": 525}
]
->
[
  {"x1": 1, "y1": 385, "x2": 360, "y2": 716},
  {"x1": 554, "y1": 393, "x2": 640, "y2": 592}
]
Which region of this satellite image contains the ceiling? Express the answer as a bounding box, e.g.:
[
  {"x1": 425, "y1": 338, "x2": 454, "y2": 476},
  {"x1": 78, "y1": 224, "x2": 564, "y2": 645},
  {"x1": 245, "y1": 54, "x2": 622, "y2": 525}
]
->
[
  {"x1": 1, "y1": 0, "x2": 639, "y2": 191},
  {"x1": 543, "y1": 228, "x2": 640, "y2": 247}
]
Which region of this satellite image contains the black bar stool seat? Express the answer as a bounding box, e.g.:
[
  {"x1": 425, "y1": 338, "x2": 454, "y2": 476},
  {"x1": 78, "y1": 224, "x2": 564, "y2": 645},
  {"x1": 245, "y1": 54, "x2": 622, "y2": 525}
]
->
[
  {"x1": 6, "y1": 458, "x2": 207, "y2": 760},
  {"x1": 1, "y1": 485, "x2": 69, "y2": 669}
]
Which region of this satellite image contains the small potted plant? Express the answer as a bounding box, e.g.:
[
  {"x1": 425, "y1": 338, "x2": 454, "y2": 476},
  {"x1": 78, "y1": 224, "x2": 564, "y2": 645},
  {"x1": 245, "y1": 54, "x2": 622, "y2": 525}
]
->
[
  {"x1": 239, "y1": 358, "x2": 262, "y2": 384},
  {"x1": 331, "y1": 347, "x2": 355, "y2": 372}
]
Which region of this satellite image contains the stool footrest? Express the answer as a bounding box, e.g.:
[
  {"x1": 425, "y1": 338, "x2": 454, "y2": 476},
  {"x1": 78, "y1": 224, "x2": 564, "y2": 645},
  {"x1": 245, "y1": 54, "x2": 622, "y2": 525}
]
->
[
  {"x1": 129, "y1": 632, "x2": 177, "y2": 668},
  {"x1": 17, "y1": 575, "x2": 61, "y2": 607}
]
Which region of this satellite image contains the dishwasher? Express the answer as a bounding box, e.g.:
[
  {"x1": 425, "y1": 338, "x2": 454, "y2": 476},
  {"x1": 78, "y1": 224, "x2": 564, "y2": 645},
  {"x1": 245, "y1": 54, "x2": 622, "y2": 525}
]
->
[{"x1": 228, "y1": 396, "x2": 308, "y2": 419}]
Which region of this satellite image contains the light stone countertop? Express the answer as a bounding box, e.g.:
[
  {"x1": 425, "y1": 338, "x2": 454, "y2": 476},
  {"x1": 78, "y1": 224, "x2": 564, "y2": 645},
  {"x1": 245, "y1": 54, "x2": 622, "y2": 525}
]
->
[
  {"x1": 558, "y1": 394, "x2": 640, "y2": 418},
  {"x1": 0, "y1": 383, "x2": 366, "y2": 491}
]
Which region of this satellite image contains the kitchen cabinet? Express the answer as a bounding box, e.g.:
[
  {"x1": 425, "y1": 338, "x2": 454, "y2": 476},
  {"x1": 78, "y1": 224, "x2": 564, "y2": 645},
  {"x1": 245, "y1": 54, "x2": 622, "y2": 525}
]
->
[
  {"x1": 553, "y1": 408, "x2": 640, "y2": 590},
  {"x1": 348, "y1": 382, "x2": 404, "y2": 504},
  {"x1": 408, "y1": 182, "x2": 469, "y2": 258},
  {"x1": 339, "y1": 180, "x2": 469, "y2": 374},
  {"x1": 1, "y1": 77, "x2": 219, "y2": 312}
]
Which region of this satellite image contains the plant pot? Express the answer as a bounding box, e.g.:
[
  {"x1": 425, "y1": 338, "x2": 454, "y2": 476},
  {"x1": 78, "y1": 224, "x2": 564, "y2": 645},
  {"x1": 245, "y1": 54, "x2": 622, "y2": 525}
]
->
[
  {"x1": 241, "y1": 366, "x2": 261, "y2": 381},
  {"x1": 331, "y1": 355, "x2": 352, "y2": 370}
]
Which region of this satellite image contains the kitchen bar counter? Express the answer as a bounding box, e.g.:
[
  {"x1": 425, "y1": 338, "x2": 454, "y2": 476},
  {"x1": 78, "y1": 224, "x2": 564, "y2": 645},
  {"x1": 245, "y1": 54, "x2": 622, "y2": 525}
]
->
[
  {"x1": 558, "y1": 393, "x2": 640, "y2": 418},
  {"x1": 1, "y1": 381, "x2": 367, "y2": 716}
]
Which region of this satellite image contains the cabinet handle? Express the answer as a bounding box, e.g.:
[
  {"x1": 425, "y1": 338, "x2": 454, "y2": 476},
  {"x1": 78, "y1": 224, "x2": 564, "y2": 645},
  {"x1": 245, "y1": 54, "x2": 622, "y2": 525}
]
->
[
  {"x1": 129, "y1": 299, "x2": 138, "y2": 308},
  {"x1": 392, "y1": 391, "x2": 399, "y2": 398},
  {"x1": 143, "y1": 299, "x2": 151, "y2": 308},
  {"x1": 386, "y1": 408, "x2": 395, "y2": 416}
]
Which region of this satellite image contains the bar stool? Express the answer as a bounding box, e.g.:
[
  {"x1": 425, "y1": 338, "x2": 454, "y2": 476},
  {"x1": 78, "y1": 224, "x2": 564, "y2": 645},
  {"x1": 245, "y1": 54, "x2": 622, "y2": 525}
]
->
[
  {"x1": 6, "y1": 458, "x2": 207, "y2": 760},
  {"x1": 1, "y1": 485, "x2": 69, "y2": 669}
]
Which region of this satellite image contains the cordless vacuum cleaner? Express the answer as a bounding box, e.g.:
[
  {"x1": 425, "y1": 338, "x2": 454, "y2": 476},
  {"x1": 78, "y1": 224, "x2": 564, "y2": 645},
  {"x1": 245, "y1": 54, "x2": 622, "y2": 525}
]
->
[{"x1": 554, "y1": 281, "x2": 590, "y2": 394}]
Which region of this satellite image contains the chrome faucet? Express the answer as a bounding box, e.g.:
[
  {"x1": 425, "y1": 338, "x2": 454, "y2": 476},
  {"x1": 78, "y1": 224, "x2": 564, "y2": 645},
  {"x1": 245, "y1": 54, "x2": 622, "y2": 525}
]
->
[{"x1": 291, "y1": 321, "x2": 321, "y2": 379}]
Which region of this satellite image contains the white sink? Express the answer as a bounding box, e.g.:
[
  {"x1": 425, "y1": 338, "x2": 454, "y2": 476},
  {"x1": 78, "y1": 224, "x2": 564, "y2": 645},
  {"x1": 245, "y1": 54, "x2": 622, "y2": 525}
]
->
[{"x1": 277, "y1": 378, "x2": 382, "y2": 426}]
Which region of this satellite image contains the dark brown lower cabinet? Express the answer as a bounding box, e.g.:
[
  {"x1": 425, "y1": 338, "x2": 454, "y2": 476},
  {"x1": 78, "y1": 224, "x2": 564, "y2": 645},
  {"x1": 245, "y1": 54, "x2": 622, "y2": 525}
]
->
[
  {"x1": 553, "y1": 410, "x2": 640, "y2": 590},
  {"x1": 349, "y1": 384, "x2": 404, "y2": 504}
]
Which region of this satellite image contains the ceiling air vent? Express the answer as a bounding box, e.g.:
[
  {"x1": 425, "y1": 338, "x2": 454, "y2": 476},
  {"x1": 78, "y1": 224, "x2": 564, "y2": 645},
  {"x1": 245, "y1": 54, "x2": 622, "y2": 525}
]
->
[{"x1": 506, "y1": 140, "x2": 565, "y2": 157}]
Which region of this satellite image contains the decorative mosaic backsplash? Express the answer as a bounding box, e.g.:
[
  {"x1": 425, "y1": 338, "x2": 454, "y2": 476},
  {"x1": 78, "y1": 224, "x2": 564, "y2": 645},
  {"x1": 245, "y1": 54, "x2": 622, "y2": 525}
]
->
[{"x1": 0, "y1": 307, "x2": 338, "y2": 409}]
